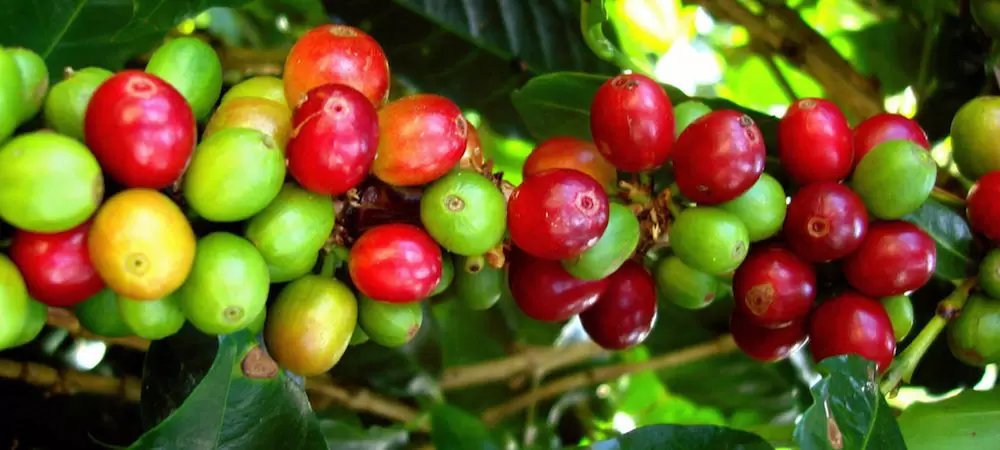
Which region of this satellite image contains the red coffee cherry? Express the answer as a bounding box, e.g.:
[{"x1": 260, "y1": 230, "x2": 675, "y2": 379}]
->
[
  {"x1": 672, "y1": 110, "x2": 766, "y2": 204},
  {"x1": 777, "y1": 98, "x2": 853, "y2": 185},
  {"x1": 733, "y1": 244, "x2": 817, "y2": 328},
  {"x1": 842, "y1": 221, "x2": 936, "y2": 298},
  {"x1": 808, "y1": 291, "x2": 896, "y2": 373},
  {"x1": 783, "y1": 182, "x2": 868, "y2": 262},
  {"x1": 589, "y1": 73, "x2": 675, "y2": 172}
]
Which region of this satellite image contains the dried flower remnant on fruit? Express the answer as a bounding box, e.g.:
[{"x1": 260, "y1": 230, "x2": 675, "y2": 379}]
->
[{"x1": 242, "y1": 346, "x2": 279, "y2": 379}]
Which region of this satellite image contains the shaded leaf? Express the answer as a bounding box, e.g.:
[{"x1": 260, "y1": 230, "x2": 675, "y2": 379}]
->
[
  {"x1": 897, "y1": 388, "x2": 1000, "y2": 450},
  {"x1": 132, "y1": 329, "x2": 325, "y2": 449},
  {"x1": 902, "y1": 198, "x2": 978, "y2": 282},
  {"x1": 139, "y1": 324, "x2": 219, "y2": 429},
  {"x1": 587, "y1": 424, "x2": 775, "y2": 450},
  {"x1": 430, "y1": 404, "x2": 503, "y2": 450},
  {"x1": 0, "y1": 0, "x2": 251, "y2": 82},
  {"x1": 792, "y1": 355, "x2": 905, "y2": 450},
  {"x1": 319, "y1": 419, "x2": 409, "y2": 450}
]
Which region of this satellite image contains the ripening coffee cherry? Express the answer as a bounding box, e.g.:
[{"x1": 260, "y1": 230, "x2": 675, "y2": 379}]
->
[
  {"x1": 733, "y1": 244, "x2": 816, "y2": 328},
  {"x1": 43, "y1": 67, "x2": 113, "y2": 141},
  {"x1": 717, "y1": 173, "x2": 787, "y2": 243},
  {"x1": 507, "y1": 169, "x2": 610, "y2": 260},
  {"x1": 358, "y1": 295, "x2": 423, "y2": 348},
  {"x1": 842, "y1": 221, "x2": 936, "y2": 298},
  {"x1": 590, "y1": 73, "x2": 675, "y2": 172},
  {"x1": 672, "y1": 110, "x2": 766, "y2": 204},
  {"x1": 979, "y1": 249, "x2": 1000, "y2": 299},
  {"x1": 244, "y1": 183, "x2": 336, "y2": 283},
  {"x1": 777, "y1": 98, "x2": 853, "y2": 185},
  {"x1": 507, "y1": 249, "x2": 607, "y2": 322},
  {"x1": 950, "y1": 96, "x2": 1000, "y2": 181},
  {"x1": 283, "y1": 24, "x2": 390, "y2": 107},
  {"x1": 10, "y1": 220, "x2": 105, "y2": 307},
  {"x1": 668, "y1": 207, "x2": 749, "y2": 275},
  {"x1": 145, "y1": 37, "x2": 223, "y2": 121},
  {"x1": 561, "y1": 203, "x2": 640, "y2": 280},
  {"x1": 349, "y1": 224, "x2": 442, "y2": 303},
  {"x1": 204, "y1": 97, "x2": 292, "y2": 148},
  {"x1": 948, "y1": 293, "x2": 1000, "y2": 366},
  {"x1": 851, "y1": 140, "x2": 937, "y2": 220},
  {"x1": 522, "y1": 137, "x2": 618, "y2": 191},
  {"x1": 783, "y1": 182, "x2": 868, "y2": 262},
  {"x1": 421, "y1": 170, "x2": 507, "y2": 256},
  {"x1": 966, "y1": 171, "x2": 1000, "y2": 243},
  {"x1": 117, "y1": 294, "x2": 185, "y2": 340},
  {"x1": 808, "y1": 291, "x2": 896, "y2": 373},
  {"x1": 730, "y1": 312, "x2": 807, "y2": 363},
  {"x1": 221, "y1": 75, "x2": 288, "y2": 108},
  {"x1": 852, "y1": 113, "x2": 930, "y2": 169},
  {"x1": 373, "y1": 94, "x2": 468, "y2": 186},
  {"x1": 580, "y1": 260, "x2": 657, "y2": 350}
]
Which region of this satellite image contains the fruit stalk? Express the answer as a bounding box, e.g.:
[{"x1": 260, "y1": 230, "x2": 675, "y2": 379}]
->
[
  {"x1": 929, "y1": 186, "x2": 967, "y2": 209},
  {"x1": 879, "y1": 277, "x2": 978, "y2": 394},
  {"x1": 45, "y1": 307, "x2": 150, "y2": 351},
  {"x1": 441, "y1": 342, "x2": 605, "y2": 389},
  {"x1": 0, "y1": 358, "x2": 142, "y2": 400}
]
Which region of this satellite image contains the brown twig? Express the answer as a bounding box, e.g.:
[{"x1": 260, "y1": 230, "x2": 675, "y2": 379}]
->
[
  {"x1": 46, "y1": 308, "x2": 151, "y2": 351},
  {"x1": 440, "y1": 342, "x2": 606, "y2": 390},
  {"x1": 479, "y1": 335, "x2": 738, "y2": 425},
  {"x1": 0, "y1": 359, "x2": 142, "y2": 401},
  {"x1": 692, "y1": 0, "x2": 884, "y2": 120},
  {"x1": 305, "y1": 376, "x2": 424, "y2": 427}
]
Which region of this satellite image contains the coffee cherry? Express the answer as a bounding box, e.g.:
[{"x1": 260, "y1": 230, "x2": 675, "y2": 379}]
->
[
  {"x1": 350, "y1": 323, "x2": 370, "y2": 346},
  {"x1": 287, "y1": 83, "x2": 379, "y2": 195},
  {"x1": 10, "y1": 299, "x2": 47, "y2": 348},
  {"x1": 358, "y1": 295, "x2": 423, "y2": 348},
  {"x1": 717, "y1": 173, "x2": 787, "y2": 242},
  {"x1": 85, "y1": 70, "x2": 196, "y2": 189},
  {"x1": 589, "y1": 73, "x2": 675, "y2": 172},
  {"x1": 245, "y1": 183, "x2": 335, "y2": 283},
  {"x1": 950, "y1": 96, "x2": 1000, "y2": 181},
  {"x1": 777, "y1": 98, "x2": 853, "y2": 185},
  {"x1": 808, "y1": 291, "x2": 896, "y2": 372},
  {"x1": 580, "y1": 260, "x2": 657, "y2": 350},
  {"x1": 183, "y1": 127, "x2": 286, "y2": 222},
  {"x1": 522, "y1": 137, "x2": 618, "y2": 191},
  {"x1": 561, "y1": 203, "x2": 640, "y2": 280},
  {"x1": 851, "y1": 140, "x2": 936, "y2": 220},
  {"x1": 268, "y1": 250, "x2": 319, "y2": 285},
  {"x1": 372, "y1": 94, "x2": 467, "y2": 186},
  {"x1": 204, "y1": 97, "x2": 292, "y2": 148},
  {"x1": 453, "y1": 256, "x2": 505, "y2": 311},
  {"x1": 145, "y1": 37, "x2": 223, "y2": 121},
  {"x1": 507, "y1": 250, "x2": 607, "y2": 322},
  {"x1": 283, "y1": 24, "x2": 390, "y2": 107},
  {"x1": 43, "y1": 67, "x2": 113, "y2": 141},
  {"x1": 973, "y1": 0, "x2": 1000, "y2": 39},
  {"x1": 948, "y1": 293, "x2": 1000, "y2": 366},
  {"x1": 430, "y1": 254, "x2": 455, "y2": 297},
  {"x1": 0, "y1": 254, "x2": 29, "y2": 349},
  {"x1": 655, "y1": 255, "x2": 719, "y2": 310},
  {"x1": 0, "y1": 48, "x2": 22, "y2": 142},
  {"x1": 966, "y1": 171, "x2": 1000, "y2": 243},
  {"x1": 221, "y1": 75, "x2": 288, "y2": 108},
  {"x1": 852, "y1": 113, "x2": 930, "y2": 169},
  {"x1": 673, "y1": 110, "x2": 766, "y2": 204},
  {"x1": 118, "y1": 294, "x2": 185, "y2": 340},
  {"x1": 420, "y1": 170, "x2": 507, "y2": 256},
  {"x1": 730, "y1": 312, "x2": 807, "y2": 363},
  {"x1": 349, "y1": 224, "x2": 442, "y2": 303},
  {"x1": 74, "y1": 289, "x2": 133, "y2": 338},
  {"x1": 880, "y1": 295, "x2": 915, "y2": 342},
  {"x1": 783, "y1": 182, "x2": 868, "y2": 262},
  {"x1": 842, "y1": 221, "x2": 936, "y2": 298},
  {"x1": 507, "y1": 168, "x2": 610, "y2": 260},
  {"x1": 733, "y1": 244, "x2": 816, "y2": 328},
  {"x1": 246, "y1": 308, "x2": 267, "y2": 335},
  {"x1": 979, "y1": 249, "x2": 1000, "y2": 299},
  {"x1": 668, "y1": 207, "x2": 749, "y2": 275},
  {"x1": 0, "y1": 131, "x2": 104, "y2": 233},
  {"x1": 265, "y1": 275, "x2": 358, "y2": 376},
  {"x1": 177, "y1": 233, "x2": 270, "y2": 335},
  {"x1": 673, "y1": 101, "x2": 712, "y2": 138},
  {"x1": 10, "y1": 220, "x2": 104, "y2": 307},
  {"x1": 8, "y1": 47, "x2": 48, "y2": 124}
]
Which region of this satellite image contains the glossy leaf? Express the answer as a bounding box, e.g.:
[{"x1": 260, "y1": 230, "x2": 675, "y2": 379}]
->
[
  {"x1": 793, "y1": 355, "x2": 905, "y2": 450},
  {"x1": 319, "y1": 419, "x2": 409, "y2": 450},
  {"x1": 902, "y1": 198, "x2": 978, "y2": 282},
  {"x1": 430, "y1": 404, "x2": 503, "y2": 450},
  {"x1": 588, "y1": 424, "x2": 775, "y2": 450},
  {"x1": 0, "y1": 0, "x2": 251, "y2": 82},
  {"x1": 132, "y1": 328, "x2": 325, "y2": 449},
  {"x1": 897, "y1": 389, "x2": 1000, "y2": 450}
]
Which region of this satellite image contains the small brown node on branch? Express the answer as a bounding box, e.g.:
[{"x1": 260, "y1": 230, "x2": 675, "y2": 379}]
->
[{"x1": 242, "y1": 346, "x2": 279, "y2": 379}]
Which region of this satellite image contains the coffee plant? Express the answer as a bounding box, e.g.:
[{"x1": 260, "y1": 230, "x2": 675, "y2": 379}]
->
[{"x1": 1, "y1": 0, "x2": 999, "y2": 449}]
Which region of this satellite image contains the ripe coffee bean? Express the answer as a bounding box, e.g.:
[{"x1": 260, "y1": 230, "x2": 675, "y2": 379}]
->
[
  {"x1": 777, "y1": 98, "x2": 853, "y2": 185},
  {"x1": 733, "y1": 244, "x2": 816, "y2": 328},
  {"x1": 842, "y1": 221, "x2": 936, "y2": 298},
  {"x1": 561, "y1": 203, "x2": 640, "y2": 280},
  {"x1": 808, "y1": 291, "x2": 896, "y2": 372},
  {"x1": 372, "y1": 94, "x2": 468, "y2": 186},
  {"x1": 673, "y1": 110, "x2": 766, "y2": 204},
  {"x1": 589, "y1": 73, "x2": 675, "y2": 172},
  {"x1": 283, "y1": 25, "x2": 389, "y2": 107},
  {"x1": 851, "y1": 140, "x2": 936, "y2": 220},
  {"x1": 580, "y1": 260, "x2": 657, "y2": 350},
  {"x1": 420, "y1": 170, "x2": 507, "y2": 256},
  {"x1": 349, "y1": 224, "x2": 442, "y2": 303},
  {"x1": 668, "y1": 207, "x2": 749, "y2": 275},
  {"x1": 966, "y1": 171, "x2": 1000, "y2": 243},
  {"x1": 852, "y1": 113, "x2": 930, "y2": 169},
  {"x1": 507, "y1": 250, "x2": 607, "y2": 322},
  {"x1": 287, "y1": 83, "x2": 379, "y2": 195},
  {"x1": 507, "y1": 169, "x2": 610, "y2": 260},
  {"x1": 948, "y1": 293, "x2": 1000, "y2": 366},
  {"x1": 783, "y1": 182, "x2": 868, "y2": 262},
  {"x1": 730, "y1": 312, "x2": 807, "y2": 363},
  {"x1": 522, "y1": 137, "x2": 618, "y2": 191},
  {"x1": 718, "y1": 173, "x2": 787, "y2": 242},
  {"x1": 10, "y1": 220, "x2": 104, "y2": 307},
  {"x1": 655, "y1": 255, "x2": 719, "y2": 310},
  {"x1": 85, "y1": 70, "x2": 195, "y2": 189}
]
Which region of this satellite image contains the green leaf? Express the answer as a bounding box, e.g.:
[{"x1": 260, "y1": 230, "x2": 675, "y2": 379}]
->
[
  {"x1": 132, "y1": 328, "x2": 325, "y2": 449},
  {"x1": 897, "y1": 389, "x2": 1000, "y2": 450},
  {"x1": 793, "y1": 355, "x2": 906, "y2": 450},
  {"x1": 318, "y1": 419, "x2": 409, "y2": 450},
  {"x1": 430, "y1": 404, "x2": 504, "y2": 450},
  {"x1": 902, "y1": 198, "x2": 978, "y2": 282},
  {"x1": 587, "y1": 424, "x2": 775, "y2": 450},
  {"x1": 0, "y1": 0, "x2": 251, "y2": 82}
]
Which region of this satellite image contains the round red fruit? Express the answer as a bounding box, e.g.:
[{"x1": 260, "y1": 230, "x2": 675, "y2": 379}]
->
[
  {"x1": 784, "y1": 182, "x2": 868, "y2": 262},
  {"x1": 589, "y1": 73, "x2": 675, "y2": 172},
  {"x1": 967, "y1": 171, "x2": 1000, "y2": 243},
  {"x1": 507, "y1": 250, "x2": 607, "y2": 322},
  {"x1": 348, "y1": 224, "x2": 442, "y2": 303},
  {"x1": 673, "y1": 110, "x2": 766, "y2": 204},
  {"x1": 507, "y1": 168, "x2": 610, "y2": 260},
  {"x1": 287, "y1": 84, "x2": 378, "y2": 195},
  {"x1": 580, "y1": 260, "x2": 656, "y2": 350},
  {"x1": 852, "y1": 113, "x2": 930, "y2": 169},
  {"x1": 283, "y1": 24, "x2": 390, "y2": 107},
  {"x1": 84, "y1": 71, "x2": 195, "y2": 189},
  {"x1": 372, "y1": 94, "x2": 467, "y2": 186},
  {"x1": 10, "y1": 220, "x2": 105, "y2": 307},
  {"x1": 522, "y1": 137, "x2": 618, "y2": 191},
  {"x1": 842, "y1": 221, "x2": 936, "y2": 297},
  {"x1": 777, "y1": 98, "x2": 853, "y2": 185},
  {"x1": 808, "y1": 291, "x2": 896, "y2": 372},
  {"x1": 730, "y1": 312, "x2": 807, "y2": 363},
  {"x1": 733, "y1": 244, "x2": 816, "y2": 328}
]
